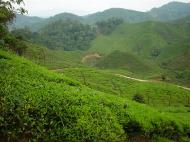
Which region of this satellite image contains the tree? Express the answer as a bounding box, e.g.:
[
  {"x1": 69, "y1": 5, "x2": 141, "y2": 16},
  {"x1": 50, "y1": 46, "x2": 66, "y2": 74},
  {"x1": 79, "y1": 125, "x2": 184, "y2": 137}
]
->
[
  {"x1": 0, "y1": 0, "x2": 27, "y2": 55},
  {"x1": 0, "y1": 0, "x2": 27, "y2": 24},
  {"x1": 96, "y1": 18, "x2": 124, "y2": 35},
  {"x1": 132, "y1": 93, "x2": 145, "y2": 103},
  {"x1": 40, "y1": 20, "x2": 96, "y2": 51}
]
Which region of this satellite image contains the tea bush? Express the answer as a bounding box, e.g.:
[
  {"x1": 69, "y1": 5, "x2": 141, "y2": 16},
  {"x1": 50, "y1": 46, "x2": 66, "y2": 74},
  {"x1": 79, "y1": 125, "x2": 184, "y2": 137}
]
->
[{"x1": 0, "y1": 50, "x2": 190, "y2": 141}]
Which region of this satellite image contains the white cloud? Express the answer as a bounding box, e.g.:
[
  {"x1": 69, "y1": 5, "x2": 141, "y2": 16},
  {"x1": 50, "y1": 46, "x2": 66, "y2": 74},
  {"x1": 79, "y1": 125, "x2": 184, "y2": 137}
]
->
[{"x1": 24, "y1": 0, "x2": 190, "y2": 17}]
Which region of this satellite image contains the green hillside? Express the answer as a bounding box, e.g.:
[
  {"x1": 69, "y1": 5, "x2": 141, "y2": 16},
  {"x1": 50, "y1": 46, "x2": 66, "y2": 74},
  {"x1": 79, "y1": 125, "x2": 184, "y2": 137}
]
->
[
  {"x1": 1, "y1": 48, "x2": 190, "y2": 142},
  {"x1": 62, "y1": 67, "x2": 190, "y2": 107},
  {"x1": 88, "y1": 20, "x2": 190, "y2": 85},
  {"x1": 23, "y1": 43, "x2": 84, "y2": 69},
  {"x1": 149, "y1": 2, "x2": 190, "y2": 21},
  {"x1": 2, "y1": 0, "x2": 190, "y2": 141},
  {"x1": 95, "y1": 50, "x2": 157, "y2": 75},
  {"x1": 90, "y1": 21, "x2": 190, "y2": 58}
]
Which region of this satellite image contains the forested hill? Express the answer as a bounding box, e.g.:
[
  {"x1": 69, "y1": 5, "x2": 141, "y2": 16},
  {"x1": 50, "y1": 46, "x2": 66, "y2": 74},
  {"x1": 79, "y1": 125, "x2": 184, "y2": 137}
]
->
[
  {"x1": 149, "y1": 1, "x2": 190, "y2": 21},
  {"x1": 11, "y1": 1, "x2": 190, "y2": 30}
]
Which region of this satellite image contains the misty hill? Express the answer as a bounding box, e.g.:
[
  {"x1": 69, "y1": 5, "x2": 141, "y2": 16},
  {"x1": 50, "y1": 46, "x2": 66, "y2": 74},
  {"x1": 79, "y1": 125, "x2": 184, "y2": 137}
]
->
[
  {"x1": 83, "y1": 8, "x2": 152, "y2": 24},
  {"x1": 48, "y1": 12, "x2": 83, "y2": 23},
  {"x1": 11, "y1": 1, "x2": 190, "y2": 30},
  {"x1": 11, "y1": 14, "x2": 45, "y2": 31},
  {"x1": 149, "y1": 1, "x2": 190, "y2": 21},
  {"x1": 172, "y1": 15, "x2": 190, "y2": 24}
]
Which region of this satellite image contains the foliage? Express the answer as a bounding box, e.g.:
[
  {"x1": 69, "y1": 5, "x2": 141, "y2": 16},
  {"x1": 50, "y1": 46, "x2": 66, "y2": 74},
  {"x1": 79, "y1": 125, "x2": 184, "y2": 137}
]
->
[
  {"x1": 22, "y1": 42, "x2": 84, "y2": 69},
  {"x1": 12, "y1": 20, "x2": 97, "y2": 51},
  {"x1": 11, "y1": 27, "x2": 41, "y2": 43},
  {"x1": 40, "y1": 20, "x2": 96, "y2": 51},
  {"x1": 0, "y1": 0, "x2": 26, "y2": 24},
  {"x1": 96, "y1": 18, "x2": 124, "y2": 34},
  {"x1": 63, "y1": 68, "x2": 190, "y2": 107},
  {"x1": 0, "y1": 0, "x2": 27, "y2": 55},
  {"x1": 89, "y1": 20, "x2": 190, "y2": 86},
  {"x1": 95, "y1": 50, "x2": 154, "y2": 75},
  {"x1": 1, "y1": 49, "x2": 190, "y2": 141},
  {"x1": 132, "y1": 93, "x2": 145, "y2": 103},
  {"x1": 0, "y1": 50, "x2": 126, "y2": 142},
  {"x1": 3, "y1": 33, "x2": 27, "y2": 55}
]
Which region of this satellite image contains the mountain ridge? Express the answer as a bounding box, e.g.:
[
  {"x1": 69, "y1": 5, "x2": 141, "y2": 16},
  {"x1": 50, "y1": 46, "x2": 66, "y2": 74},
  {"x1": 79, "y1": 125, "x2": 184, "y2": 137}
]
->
[{"x1": 11, "y1": 1, "x2": 190, "y2": 30}]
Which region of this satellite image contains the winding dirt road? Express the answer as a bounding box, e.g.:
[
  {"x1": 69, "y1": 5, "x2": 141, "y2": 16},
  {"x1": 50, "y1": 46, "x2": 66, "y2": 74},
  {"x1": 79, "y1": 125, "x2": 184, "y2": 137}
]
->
[{"x1": 115, "y1": 74, "x2": 190, "y2": 91}]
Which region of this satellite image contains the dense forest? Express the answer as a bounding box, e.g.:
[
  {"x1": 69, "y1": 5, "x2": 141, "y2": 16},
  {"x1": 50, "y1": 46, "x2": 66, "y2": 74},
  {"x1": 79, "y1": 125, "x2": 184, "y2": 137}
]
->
[{"x1": 11, "y1": 18, "x2": 124, "y2": 51}]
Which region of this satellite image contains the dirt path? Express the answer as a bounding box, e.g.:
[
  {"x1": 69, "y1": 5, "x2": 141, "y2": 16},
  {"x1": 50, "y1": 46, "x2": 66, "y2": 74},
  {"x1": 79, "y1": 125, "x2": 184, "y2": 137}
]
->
[
  {"x1": 81, "y1": 53, "x2": 101, "y2": 63},
  {"x1": 115, "y1": 74, "x2": 190, "y2": 91},
  {"x1": 51, "y1": 68, "x2": 64, "y2": 72},
  {"x1": 115, "y1": 74, "x2": 150, "y2": 82}
]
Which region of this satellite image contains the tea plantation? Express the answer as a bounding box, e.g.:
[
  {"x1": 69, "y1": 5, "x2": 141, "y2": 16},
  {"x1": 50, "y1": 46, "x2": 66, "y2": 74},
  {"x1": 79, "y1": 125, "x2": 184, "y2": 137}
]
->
[{"x1": 0, "y1": 50, "x2": 190, "y2": 142}]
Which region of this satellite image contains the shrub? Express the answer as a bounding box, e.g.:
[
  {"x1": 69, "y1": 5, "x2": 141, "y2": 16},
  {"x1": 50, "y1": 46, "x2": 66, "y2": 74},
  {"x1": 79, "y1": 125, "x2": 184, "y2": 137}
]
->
[
  {"x1": 132, "y1": 93, "x2": 145, "y2": 103},
  {"x1": 0, "y1": 51, "x2": 126, "y2": 142},
  {"x1": 123, "y1": 120, "x2": 142, "y2": 137}
]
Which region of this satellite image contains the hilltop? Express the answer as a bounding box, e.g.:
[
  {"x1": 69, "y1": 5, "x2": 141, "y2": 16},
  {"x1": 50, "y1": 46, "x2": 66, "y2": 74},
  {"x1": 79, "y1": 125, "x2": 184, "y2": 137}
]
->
[{"x1": 11, "y1": 1, "x2": 190, "y2": 30}]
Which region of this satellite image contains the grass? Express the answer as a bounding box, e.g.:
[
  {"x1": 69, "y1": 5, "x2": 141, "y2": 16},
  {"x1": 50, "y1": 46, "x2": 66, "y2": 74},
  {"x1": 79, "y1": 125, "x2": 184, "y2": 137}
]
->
[
  {"x1": 62, "y1": 67, "x2": 190, "y2": 107},
  {"x1": 96, "y1": 50, "x2": 160, "y2": 75},
  {"x1": 87, "y1": 21, "x2": 190, "y2": 86},
  {"x1": 1, "y1": 49, "x2": 190, "y2": 141},
  {"x1": 23, "y1": 43, "x2": 84, "y2": 69},
  {"x1": 89, "y1": 21, "x2": 190, "y2": 59}
]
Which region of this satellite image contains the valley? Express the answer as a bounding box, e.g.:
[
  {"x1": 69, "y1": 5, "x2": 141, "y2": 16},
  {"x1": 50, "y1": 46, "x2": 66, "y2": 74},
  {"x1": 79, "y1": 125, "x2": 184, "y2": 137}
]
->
[{"x1": 1, "y1": 1, "x2": 190, "y2": 142}]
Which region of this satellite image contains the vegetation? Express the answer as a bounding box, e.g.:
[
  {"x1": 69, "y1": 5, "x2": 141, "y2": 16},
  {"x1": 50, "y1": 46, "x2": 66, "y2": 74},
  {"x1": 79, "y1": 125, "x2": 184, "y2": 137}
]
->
[
  {"x1": 62, "y1": 67, "x2": 190, "y2": 107},
  {"x1": 96, "y1": 18, "x2": 124, "y2": 34},
  {"x1": 22, "y1": 42, "x2": 84, "y2": 69},
  {"x1": 1, "y1": 49, "x2": 190, "y2": 142},
  {"x1": 10, "y1": 1, "x2": 190, "y2": 30},
  {"x1": 12, "y1": 20, "x2": 97, "y2": 51},
  {"x1": 40, "y1": 20, "x2": 96, "y2": 50},
  {"x1": 0, "y1": 0, "x2": 27, "y2": 55},
  {"x1": 132, "y1": 94, "x2": 145, "y2": 104},
  {"x1": 149, "y1": 2, "x2": 190, "y2": 21},
  {"x1": 0, "y1": 0, "x2": 26, "y2": 24},
  {"x1": 1, "y1": 1, "x2": 190, "y2": 141},
  {"x1": 89, "y1": 20, "x2": 190, "y2": 86}
]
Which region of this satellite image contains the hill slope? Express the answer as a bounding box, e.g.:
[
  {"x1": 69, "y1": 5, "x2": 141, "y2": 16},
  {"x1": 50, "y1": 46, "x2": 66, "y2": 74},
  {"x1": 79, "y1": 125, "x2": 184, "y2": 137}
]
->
[
  {"x1": 149, "y1": 2, "x2": 190, "y2": 21},
  {"x1": 1, "y1": 49, "x2": 190, "y2": 141},
  {"x1": 87, "y1": 20, "x2": 190, "y2": 86}
]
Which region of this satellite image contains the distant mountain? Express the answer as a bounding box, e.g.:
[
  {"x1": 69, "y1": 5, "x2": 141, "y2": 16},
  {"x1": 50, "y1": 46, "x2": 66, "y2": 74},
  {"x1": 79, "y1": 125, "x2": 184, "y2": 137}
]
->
[
  {"x1": 11, "y1": 14, "x2": 46, "y2": 31},
  {"x1": 172, "y1": 15, "x2": 190, "y2": 24},
  {"x1": 83, "y1": 8, "x2": 152, "y2": 24},
  {"x1": 149, "y1": 1, "x2": 190, "y2": 21},
  {"x1": 48, "y1": 13, "x2": 83, "y2": 23},
  {"x1": 11, "y1": 1, "x2": 190, "y2": 31}
]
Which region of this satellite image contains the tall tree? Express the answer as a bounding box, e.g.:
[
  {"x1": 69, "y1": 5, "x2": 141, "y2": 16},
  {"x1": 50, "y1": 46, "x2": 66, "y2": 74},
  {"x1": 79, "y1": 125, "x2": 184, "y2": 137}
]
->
[
  {"x1": 0, "y1": 0, "x2": 27, "y2": 24},
  {"x1": 0, "y1": 0, "x2": 27, "y2": 55}
]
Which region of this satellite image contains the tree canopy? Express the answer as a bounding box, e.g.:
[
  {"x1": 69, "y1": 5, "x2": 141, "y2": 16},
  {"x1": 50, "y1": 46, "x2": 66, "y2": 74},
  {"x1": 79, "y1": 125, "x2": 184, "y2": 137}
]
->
[
  {"x1": 0, "y1": 0, "x2": 27, "y2": 55},
  {"x1": 96, "y1": 18, "x2": 124, "y2": 34},
  {"x1": 0, "y1": 0, "x2": 26, "y2": 24},
  {"x1": 12, "y1": 20, "x2": 97, "y2": 51}
]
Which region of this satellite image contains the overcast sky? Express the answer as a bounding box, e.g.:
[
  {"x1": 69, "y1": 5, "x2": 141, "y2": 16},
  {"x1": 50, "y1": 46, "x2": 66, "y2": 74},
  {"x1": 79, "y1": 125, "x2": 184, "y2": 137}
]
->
[{"x1": 23, "y1": 0, "x2": 190, "y2": 17}]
